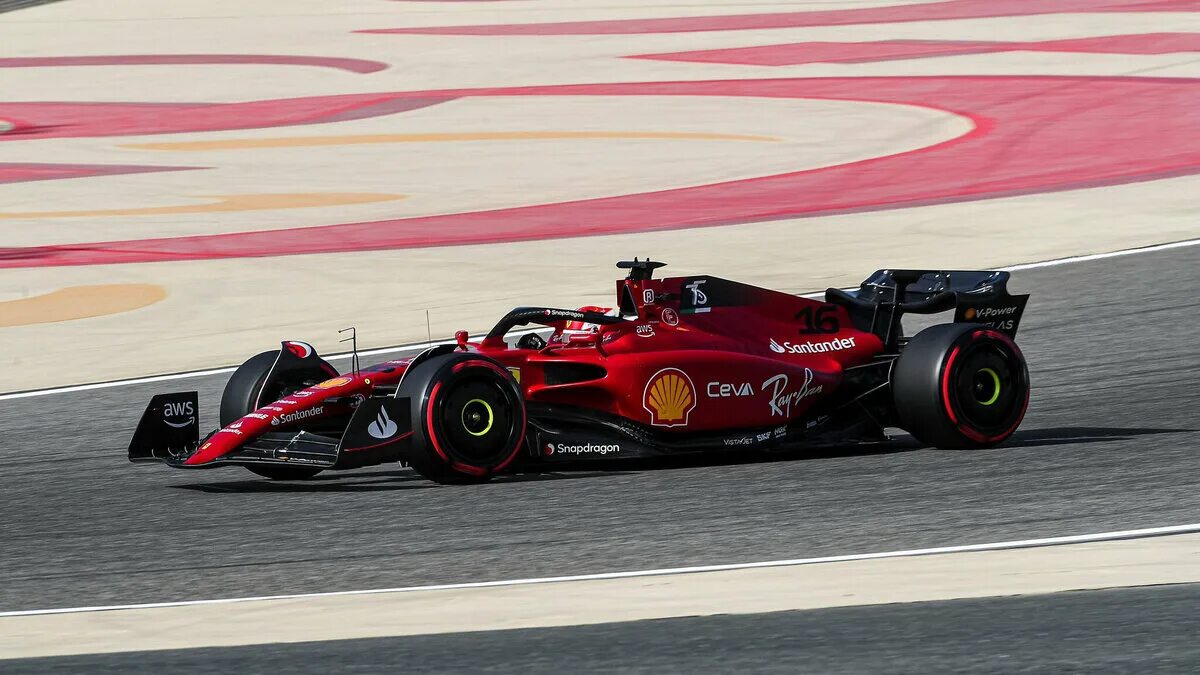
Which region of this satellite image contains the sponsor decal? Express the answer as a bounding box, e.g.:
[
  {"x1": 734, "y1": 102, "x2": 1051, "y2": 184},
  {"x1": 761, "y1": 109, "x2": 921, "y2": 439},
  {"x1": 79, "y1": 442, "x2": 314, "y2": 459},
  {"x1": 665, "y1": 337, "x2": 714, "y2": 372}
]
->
[
  {"x1": 507, "y1": 367, "x2": 521, "y2": 383},
  {"x1": 545, "y1": 442, "x2": 621, "y2": 456},
  {"x1": 246, "y1": 412, "x2": 270, "y2": 420},
  {"x1": 643, "y1": 289, "x2": 655, "y2": 304},
  {"x1": 707, "y1": 381, "x2": 752, "y2": 397},
  {"x1": 769, "y1": 336, "x2": 856, "y2": 355},
  {"x1": 228, "y1": 421, "x2": 242, "y2": 430},
  {"x1": 723, "y1": 436, "x2": 754, "y2": 446},
  {"x1": 263, "y1": 406, "x2": 284, "y2": 412},
  {"x1": 271, "y1": 406, "x2": 324, "y2": 426},
  {"x1": 955, "y1": 295, "x2": 1028, "y2": 334},
  {"x1": 293, "y1": 391, "x2": 312, "y2": 398},
  {"x1": 636, "y1": 324, "x2": 655, "y2": 338},
  {"x1": 161, "y1": 400, "x2": 195, "y2": 429},
  {"x1": 278, "y1": 399, "x2": 298, "y2": 405},
  {"x1": 967, "y1": 306, "x2": 1017, "y2": 320},
  {"x1": 795, "y1": 306, "x2": 840, "y2": 334},
  {"x1": 660, "y1": 308, "x2": 680, "y2": 326},
  {"x1": 643, "y1": 368, "x2": 696, "y2": 427},
  {"x1": 367, "y1": 407, "x2": 398, "y2": 440},
  {"x1": 773, "y1": 425, "x2": 787, "y2": 439},
  {"x1": 218, "y1": 427, "x2": 243, "y2": 436},
  {"x1": 756, "y1": 431, "x2": 771, "y2": 442},
  {"x1": 762, "y1": 369, "x2": 824, "y2": 417},
  {"x1": 200, "y1": 442, "x2": 211, "y2": 451},
  {"x1": 683, "y1": 279, "x2": 710, "y2": 313},
  {"x1": 543, "y1": 308, "x2": 587, "y2": 320},
  {"x1": 314, "y1": 376, "x2": 353, "y2": 390},
  {"x1": 284, "y1": 341, "x2": 314, "y2": 359}
]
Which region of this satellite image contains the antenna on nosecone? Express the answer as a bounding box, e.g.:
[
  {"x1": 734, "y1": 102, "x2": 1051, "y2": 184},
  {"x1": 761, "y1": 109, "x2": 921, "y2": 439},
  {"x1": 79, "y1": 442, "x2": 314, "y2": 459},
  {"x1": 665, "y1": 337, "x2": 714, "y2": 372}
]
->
[{"x1": 338, "y1": 326, "x2": 360, "y2": 376}]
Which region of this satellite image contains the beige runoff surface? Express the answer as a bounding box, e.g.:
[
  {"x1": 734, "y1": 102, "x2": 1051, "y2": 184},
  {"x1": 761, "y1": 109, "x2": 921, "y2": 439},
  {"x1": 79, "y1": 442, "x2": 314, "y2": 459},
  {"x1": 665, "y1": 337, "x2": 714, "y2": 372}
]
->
[
  {"x1": 3, "y1": 533, "x2": 1198, "y2": 659},
  {"x1": 2, "y1": 0, "x2": 1200, "y2": 390}
]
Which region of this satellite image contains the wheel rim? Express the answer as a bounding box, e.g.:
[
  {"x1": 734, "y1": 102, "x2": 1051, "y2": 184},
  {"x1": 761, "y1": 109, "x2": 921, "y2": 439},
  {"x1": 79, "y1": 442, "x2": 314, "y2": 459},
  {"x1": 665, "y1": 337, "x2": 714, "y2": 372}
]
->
[
  {"x1": 461, "y1": 398, "x2": 495, "y2": 437},
  {"x1": 950, "y1": 340, "x2": 1025, "y2": 433},
  {"x1": 974, "y1": 367, "x2": 1002, "y2": 406},
  {"x1": 435, "y1": 373, "x2": 517, "y2": 464}
]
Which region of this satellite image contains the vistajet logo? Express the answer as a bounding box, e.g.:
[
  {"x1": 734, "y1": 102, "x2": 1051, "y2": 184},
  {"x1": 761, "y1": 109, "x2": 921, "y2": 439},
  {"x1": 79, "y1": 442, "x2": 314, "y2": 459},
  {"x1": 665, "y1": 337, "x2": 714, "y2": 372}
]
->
[{"x1": 769, "y1": 337, "x2": 856, "y2": 354}]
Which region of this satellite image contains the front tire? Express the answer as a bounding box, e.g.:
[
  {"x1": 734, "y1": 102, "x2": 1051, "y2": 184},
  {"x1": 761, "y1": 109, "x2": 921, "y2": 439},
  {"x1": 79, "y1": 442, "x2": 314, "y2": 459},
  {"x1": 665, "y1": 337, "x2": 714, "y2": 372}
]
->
[
  {"x1": 893, "y1": 323, "x2": 1029, "y2": 449},
  {"x1": 221, "y1": 349, "x2": 336, "y2": 480},
  {"x1": 397, "y1": 353, "x2": 527, "y2": 484}
]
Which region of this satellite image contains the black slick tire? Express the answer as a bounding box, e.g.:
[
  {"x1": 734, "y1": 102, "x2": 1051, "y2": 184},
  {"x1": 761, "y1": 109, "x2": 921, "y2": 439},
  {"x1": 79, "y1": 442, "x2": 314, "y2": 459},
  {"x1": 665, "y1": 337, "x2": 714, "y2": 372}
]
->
[
  {"x1": 892, "y1": 323, "x2": 1029, "y2": 449},
  {"x1": 221, "y1": 349, "x2": 336, "y2": 480},
  {"x1": 396, "y1": 353, "x2": 526, "y2": 485}
]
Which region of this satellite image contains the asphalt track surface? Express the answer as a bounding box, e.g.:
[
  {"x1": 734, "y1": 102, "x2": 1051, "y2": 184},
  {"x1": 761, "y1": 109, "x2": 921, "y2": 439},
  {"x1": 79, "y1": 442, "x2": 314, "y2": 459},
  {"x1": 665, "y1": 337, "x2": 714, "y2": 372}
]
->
[
  {"x1": 8, "y1": 583, "x2": 1199, "y2": 673},
  {"x1": 2, "y1": 245, "x2": 1198, "y2": 612}
]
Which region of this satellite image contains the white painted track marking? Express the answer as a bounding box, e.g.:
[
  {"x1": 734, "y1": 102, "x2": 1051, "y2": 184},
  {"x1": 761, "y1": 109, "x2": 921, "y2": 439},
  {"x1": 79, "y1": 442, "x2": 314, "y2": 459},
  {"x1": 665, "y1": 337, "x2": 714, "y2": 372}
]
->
[
  {"x1": 3, "y1": 237, "x2": 1197, "y2": 402},
  {"x1": 0, "y1": 327, "x2": 544, "y2": 401},
  {"x1": 3, "y1": 523, "x2": 1198, "y2": 617}
]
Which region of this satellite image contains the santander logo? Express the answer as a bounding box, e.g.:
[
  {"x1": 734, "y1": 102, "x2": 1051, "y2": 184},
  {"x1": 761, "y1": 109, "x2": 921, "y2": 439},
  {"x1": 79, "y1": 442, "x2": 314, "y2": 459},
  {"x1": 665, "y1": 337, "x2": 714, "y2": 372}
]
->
[{"x1": 770, "y1": 337, "x2": 856, "y2": 354}]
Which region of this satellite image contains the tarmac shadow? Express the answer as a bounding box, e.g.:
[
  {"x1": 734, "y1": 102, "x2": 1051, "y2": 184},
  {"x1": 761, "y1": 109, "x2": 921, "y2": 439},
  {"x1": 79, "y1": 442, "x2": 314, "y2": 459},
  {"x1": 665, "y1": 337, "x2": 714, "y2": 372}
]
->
[
  {"x1": 172, "y1": 468, "x2": 630, "y2": 493},
  {"x1": 1000, "y1": 425, "x2": 1188, "y2": 449}
]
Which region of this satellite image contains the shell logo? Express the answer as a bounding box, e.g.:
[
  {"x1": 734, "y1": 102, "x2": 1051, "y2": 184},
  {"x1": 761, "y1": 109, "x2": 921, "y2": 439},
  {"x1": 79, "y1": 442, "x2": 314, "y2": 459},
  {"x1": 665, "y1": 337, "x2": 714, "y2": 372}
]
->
[
  {"x1": 964, "y1": 307, "x2": 977, "y2": 320},
  {"x1": 314, "y1": 376, "x2": 353, "y2": 389},
  {"x1": 643, "y1": 368, "x2": 696, "y2": 427}
]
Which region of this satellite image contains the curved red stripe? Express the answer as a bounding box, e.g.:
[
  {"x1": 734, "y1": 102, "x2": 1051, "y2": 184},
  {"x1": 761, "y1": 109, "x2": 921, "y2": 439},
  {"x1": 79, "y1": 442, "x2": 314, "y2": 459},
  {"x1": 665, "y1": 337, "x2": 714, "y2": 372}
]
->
[
  {"x1": 2, "y1": 75, "x2": 1198, "y2": 267},
  {"x1": 0, "y1": 163, "x2": 197, "y2": 185},
  {"x1": 0, "y1": 96, "x2": 453, "y2": 142}
]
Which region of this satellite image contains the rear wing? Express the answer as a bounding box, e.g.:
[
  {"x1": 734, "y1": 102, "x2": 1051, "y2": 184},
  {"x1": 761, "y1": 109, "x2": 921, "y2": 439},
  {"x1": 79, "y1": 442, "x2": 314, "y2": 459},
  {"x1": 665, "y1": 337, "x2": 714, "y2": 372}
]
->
[{"x1": 827, "y1": 269, "x2": 1029, "y2": 349}]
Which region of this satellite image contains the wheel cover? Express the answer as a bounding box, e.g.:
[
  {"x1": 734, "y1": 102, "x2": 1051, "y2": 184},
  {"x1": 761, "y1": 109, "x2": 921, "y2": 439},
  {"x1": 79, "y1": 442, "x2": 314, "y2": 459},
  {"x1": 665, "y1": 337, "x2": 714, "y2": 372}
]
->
[
  {"x1": 435, "y1": 373, "x2": 518, "y2": 464},
  {"x1": 948, "y1": 338, "x2": 1026, "y2": 435},
  {"x1": 461, "y1": 398, "x2": 495, "y2": 437},
  {"x1": 975, "y1": 367, "x2": 1003, "y2": 406}
]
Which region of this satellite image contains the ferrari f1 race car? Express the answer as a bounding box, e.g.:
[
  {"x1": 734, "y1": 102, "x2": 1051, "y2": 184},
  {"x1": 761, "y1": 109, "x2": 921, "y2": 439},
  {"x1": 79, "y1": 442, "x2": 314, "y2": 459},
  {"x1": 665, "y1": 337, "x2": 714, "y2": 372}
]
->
[{"x1": 129, "y1": 260, "x2": 1031, "y2": 484}]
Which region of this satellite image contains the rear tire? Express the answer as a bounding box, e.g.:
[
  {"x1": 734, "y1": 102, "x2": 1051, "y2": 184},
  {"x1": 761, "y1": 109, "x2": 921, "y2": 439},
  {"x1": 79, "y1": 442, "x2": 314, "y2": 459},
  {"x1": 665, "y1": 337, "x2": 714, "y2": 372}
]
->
[
  {"x1": 397, "y1": 353, "x2": 526, "y2": 484},
  {"x1": 893, "y1": 323, "x2": 1029, "y2": 449},
  {"x1": 221, "y1": 349, "x2": 336, "y2": 480}
]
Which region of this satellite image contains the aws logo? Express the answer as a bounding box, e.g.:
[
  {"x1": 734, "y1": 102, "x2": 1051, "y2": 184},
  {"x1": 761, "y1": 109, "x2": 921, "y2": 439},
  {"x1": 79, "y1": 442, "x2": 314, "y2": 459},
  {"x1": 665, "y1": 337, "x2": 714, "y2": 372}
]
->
[
  {"x1": 162, "y1": 400, "x2": 195, "y2": 429},
  {"x1": 643, "y1": 368, "x2": 696, "y2": 427}
]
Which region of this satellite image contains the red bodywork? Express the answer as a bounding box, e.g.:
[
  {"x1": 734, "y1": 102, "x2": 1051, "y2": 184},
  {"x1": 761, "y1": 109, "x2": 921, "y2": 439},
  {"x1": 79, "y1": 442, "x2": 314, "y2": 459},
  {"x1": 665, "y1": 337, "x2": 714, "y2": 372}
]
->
[{"x1": 187, "y1": 274, "x2": 885, "y2": 466}]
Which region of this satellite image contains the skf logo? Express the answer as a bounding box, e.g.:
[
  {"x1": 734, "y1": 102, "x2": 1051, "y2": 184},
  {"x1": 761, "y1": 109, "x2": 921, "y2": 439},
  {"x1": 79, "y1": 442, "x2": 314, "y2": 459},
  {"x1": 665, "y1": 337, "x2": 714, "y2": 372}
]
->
[{"x1": 643, "y1": 368, "x2": 696, "y2": 427}]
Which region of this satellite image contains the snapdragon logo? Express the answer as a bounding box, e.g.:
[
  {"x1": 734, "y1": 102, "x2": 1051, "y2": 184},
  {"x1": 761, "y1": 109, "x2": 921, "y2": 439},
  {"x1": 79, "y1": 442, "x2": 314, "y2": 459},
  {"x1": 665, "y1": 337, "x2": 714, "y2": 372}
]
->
[
  {"x1": 547, "y1": 442, "x2": 620, "y2": 455},
  {"x1": 769, "y1": 337, "x2": 856, "y2": 354}
]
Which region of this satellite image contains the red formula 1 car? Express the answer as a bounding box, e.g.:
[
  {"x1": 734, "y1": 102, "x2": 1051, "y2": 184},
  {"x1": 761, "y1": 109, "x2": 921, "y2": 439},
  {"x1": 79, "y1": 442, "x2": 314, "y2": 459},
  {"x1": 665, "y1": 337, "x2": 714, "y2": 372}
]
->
[{"x1": 129, "y1": 260, "x2": 1031, "y2": 484}]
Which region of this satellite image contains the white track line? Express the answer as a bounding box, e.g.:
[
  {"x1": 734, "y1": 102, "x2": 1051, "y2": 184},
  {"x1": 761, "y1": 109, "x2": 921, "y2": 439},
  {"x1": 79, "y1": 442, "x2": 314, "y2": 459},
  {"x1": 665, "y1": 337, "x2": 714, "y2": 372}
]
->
[
  {"x1": 2, "y1": 523, "x2": 1197, "y2": 618},
  {"x1": 0, "y1": 327, "x2": 544, "y2": 402},
  {"x1": 1001, "y1": 237, "x2": 1200, "y2": 271},
  {"x1": 2, "y1": 236, "x2": 1197, "y2": 403}
]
